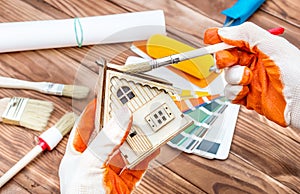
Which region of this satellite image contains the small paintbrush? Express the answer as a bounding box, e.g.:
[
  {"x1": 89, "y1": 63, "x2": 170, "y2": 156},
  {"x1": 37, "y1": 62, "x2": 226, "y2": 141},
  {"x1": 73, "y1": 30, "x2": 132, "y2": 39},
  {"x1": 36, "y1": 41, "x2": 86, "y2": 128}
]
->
[
  {"x1": 0, "y1": 112, "x2": 76, "y2": 188},
  {"x1": 115, "y1": 42, "x2": 234, "y2": 73},
  {"x1": 0, "y1": 76, "x2": 90, "y2": 99},
  {"x1": 0, "y1": 97, "x2": 54, "y2": 131}
]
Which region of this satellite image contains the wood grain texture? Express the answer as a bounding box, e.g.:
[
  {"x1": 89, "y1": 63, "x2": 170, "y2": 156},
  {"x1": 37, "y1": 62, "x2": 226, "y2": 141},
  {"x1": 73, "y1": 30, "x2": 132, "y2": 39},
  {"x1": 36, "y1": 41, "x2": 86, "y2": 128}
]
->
[
  {"x1": 0, "y1": 0, "x2": 299, "y2": 193},
  {"x1": 261, "y1": 0, "x2": 300, "y2": 27},
  {"x1": 175, "y1": 0, "x2": 300, "y2": 48},
  {"x1": 133, "y1": 160, "x2": 206, "y2": 194}
]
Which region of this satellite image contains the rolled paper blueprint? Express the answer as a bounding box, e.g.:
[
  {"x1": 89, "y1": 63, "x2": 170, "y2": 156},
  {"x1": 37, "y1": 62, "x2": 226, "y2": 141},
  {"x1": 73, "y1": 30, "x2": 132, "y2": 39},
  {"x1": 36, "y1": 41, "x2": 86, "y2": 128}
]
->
[{"x1": 0, "y1": 10, "x2": 166, "y2": 53}]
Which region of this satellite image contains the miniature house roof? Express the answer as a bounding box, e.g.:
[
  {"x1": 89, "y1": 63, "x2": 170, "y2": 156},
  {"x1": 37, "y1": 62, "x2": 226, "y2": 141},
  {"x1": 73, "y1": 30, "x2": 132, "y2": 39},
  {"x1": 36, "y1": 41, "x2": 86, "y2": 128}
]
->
[{"x1": 103, "y1": 67, "x2": 177, "y2": 123}]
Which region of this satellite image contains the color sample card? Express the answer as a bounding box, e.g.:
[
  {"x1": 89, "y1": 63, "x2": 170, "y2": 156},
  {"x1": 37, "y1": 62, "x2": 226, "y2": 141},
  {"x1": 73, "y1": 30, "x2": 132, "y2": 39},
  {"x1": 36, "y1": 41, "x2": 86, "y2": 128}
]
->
[
  {"x1": 168, "y1": 97, "x2": 227, "y2": 153},
  {"x1": 168, "y1": 98, "x2": 239, "y2": 159}
]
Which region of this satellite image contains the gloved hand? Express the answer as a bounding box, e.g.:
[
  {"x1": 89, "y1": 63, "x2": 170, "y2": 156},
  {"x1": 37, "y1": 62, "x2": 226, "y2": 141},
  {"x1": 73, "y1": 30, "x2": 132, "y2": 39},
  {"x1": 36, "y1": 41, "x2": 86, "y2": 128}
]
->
[
  {"x1": 204, "y1": 22, "x2": 300, "y2": 129},
  {"x1": 59, "y1": 99, "x2": 159, "y2": 193}
]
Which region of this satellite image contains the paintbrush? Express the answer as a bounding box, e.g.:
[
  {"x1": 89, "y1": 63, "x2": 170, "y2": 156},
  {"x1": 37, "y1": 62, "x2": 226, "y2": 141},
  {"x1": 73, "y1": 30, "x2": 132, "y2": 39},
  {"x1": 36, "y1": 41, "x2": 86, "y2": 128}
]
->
[
  {"x1": 0, "y1": 76, "x2": 90, "y2": 99},
  {"x1": 0, "y1": 112, "x2": 76, "y2": 188},
  {"x1": 0, "y1": 97, "x2": 54, "y2": 131},
  {"x1": 116, "y1": 27, "x2": 284, "y2": 74},
  {"x1": 113, "y1": 42, "x2": 235, "y2": 73}
]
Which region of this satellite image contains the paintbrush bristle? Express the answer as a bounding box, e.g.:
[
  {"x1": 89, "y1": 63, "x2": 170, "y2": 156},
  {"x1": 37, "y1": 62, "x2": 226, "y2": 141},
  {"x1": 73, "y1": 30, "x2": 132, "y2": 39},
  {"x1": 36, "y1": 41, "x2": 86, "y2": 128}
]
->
[
  {"x1": 62, "y1": 85, "x2": 90, "y2": 99},
  {"x1": 0, "y1": 97, "x2": 53, "y2": 131},
  {"x1": 0, "y1": 98, "x2": 10, "y2": 122},
  {"x1": 19, "y1": 99, "x2": 54, "y2": 131},
  {"x1": 55, "y1": 112, "x2": 77, "y2": 136},
  {"x1": 114, "y1": 61, "x2": 152, "y2": 73}
]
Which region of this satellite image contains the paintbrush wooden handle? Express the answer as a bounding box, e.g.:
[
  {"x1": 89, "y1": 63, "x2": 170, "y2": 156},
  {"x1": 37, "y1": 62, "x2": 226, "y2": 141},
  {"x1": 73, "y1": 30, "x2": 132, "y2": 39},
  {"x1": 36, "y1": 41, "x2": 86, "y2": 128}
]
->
[
  {"x1": 0, "y1": 145, "x2": 43, "y2": 188},
  {"x1": 0, "y1": 76, "x2": 48, "y2": 91}
]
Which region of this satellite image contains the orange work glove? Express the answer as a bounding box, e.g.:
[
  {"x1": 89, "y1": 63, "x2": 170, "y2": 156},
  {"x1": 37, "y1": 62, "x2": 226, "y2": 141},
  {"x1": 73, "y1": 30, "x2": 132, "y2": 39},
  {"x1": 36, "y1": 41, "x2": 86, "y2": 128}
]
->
[
  {"x1": 204, "y1": 22, "x2": 300, "y2": 129},
  {"x1": 59, "y1": 99, "x2": 159, "y2": 193}
]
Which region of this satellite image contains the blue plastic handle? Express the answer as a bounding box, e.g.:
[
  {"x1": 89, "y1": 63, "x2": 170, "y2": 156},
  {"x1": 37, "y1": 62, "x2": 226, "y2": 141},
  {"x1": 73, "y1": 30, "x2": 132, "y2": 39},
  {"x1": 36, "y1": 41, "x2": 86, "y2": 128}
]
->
[{"x1": 222, "y1": 0, "x2": 265, "y2": 26}]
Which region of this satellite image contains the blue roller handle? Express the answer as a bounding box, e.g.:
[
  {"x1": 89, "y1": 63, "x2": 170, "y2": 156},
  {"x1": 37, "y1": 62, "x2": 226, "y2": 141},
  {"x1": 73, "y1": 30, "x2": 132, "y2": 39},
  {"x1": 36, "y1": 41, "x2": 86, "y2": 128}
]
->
[{"x1": 222, "y1": 0, "x2": 265, "y2": 26}]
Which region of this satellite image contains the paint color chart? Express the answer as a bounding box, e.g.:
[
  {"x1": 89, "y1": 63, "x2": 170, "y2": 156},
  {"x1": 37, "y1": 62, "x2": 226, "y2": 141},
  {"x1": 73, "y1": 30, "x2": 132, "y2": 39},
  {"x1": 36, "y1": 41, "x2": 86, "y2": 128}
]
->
[{"x1": 168, "y1": 96, "x2": 240, "y2": 159}]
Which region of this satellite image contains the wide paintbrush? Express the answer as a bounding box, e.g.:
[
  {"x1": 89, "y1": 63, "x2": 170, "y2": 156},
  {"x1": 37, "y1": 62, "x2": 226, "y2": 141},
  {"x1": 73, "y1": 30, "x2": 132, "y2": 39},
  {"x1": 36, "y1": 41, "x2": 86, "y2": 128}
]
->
[{"x1": 0, "y1": 97, "x2": 53, "y2": 131}]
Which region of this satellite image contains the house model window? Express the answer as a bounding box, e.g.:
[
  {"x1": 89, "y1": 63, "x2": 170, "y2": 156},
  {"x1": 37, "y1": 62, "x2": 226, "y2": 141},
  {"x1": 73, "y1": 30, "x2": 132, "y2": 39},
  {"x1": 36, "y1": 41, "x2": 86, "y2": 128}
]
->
[{"x1": 117, "y1": 86, "x2": 135, "y2": 104}]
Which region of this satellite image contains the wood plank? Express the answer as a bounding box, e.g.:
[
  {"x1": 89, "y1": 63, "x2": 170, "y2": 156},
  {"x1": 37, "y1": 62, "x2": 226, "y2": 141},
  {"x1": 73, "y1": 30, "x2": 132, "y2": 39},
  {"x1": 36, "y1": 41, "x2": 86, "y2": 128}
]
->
[
  {"x1": 44, "y1": 0, "x2": 126, "y2": 17},
  {"x1": 0, "y1": 0, "x2": 54, "y2": 22},
  {"x1": 0, "y1": 123, "x2": 62, "y2": 192},
  {"x1": 238, "y1": 106, "x2": 300, "y2": 143},
  {"x1": 232, "y1": 111, "x2": 300, "y2": 192},
  {"x1": 110, "y1": 0, "x2": 221, "y2": 40},
  {"x1": 0, "y1": 0, "x2": 299, "y2": 193},
  {"x1": 175, "y1": 0, "x2": 234, "y2": 24},
  {"x1": 0, "y1": 1, "x2": 84, "y2": 191},
  {"x1": 176, "y1": 0, "x2": 300, "y2": 27},
  {"x1": 261, "y1": 0, "x2": 300, "y2": 27},
  {"x1": 0, "y1": 179, "x2": 31, "y2": 194},
  {"x1": 165, "y1": 152, "x2": 297, "y2": 193},
  {"x1": 134, "y1": 163, "x2": 205, "y2": 194},
  {"x1": 175, "y1": 0, "x2": 300, "y2": 48}
]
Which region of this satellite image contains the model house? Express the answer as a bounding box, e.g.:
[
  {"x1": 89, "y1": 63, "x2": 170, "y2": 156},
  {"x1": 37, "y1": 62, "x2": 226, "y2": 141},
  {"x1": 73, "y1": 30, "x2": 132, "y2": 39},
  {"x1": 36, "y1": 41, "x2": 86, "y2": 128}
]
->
[{"x1": 97, "y1": 62, "x2": 193, "y2": 168}]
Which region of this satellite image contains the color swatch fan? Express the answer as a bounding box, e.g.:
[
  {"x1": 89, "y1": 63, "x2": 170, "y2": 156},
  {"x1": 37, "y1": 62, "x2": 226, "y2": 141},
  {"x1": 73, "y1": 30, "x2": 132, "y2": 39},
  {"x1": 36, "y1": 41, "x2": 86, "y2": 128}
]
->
[{"x1": 169, "y1": 96, "x2": 239, "y2": 159}]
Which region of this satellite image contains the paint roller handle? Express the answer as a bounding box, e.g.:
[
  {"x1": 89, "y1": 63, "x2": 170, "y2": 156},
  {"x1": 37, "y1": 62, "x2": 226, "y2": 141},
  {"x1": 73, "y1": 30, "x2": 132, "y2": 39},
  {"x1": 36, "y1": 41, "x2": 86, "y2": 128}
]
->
[{"x1": 0, "y1": 145, "x2": 43, "y2": 188}]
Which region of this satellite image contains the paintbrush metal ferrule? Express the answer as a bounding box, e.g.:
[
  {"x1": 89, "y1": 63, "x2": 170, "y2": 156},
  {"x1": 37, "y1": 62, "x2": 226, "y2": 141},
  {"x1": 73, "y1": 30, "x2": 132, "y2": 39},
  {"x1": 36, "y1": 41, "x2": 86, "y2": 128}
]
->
[
  {"x1": 42, "y1": 82, "x2": 64, "y2": 96},
  {"x1": 150, "y1": 55, "x2": 181, "y2": 70},
  {"x1": 2, "y1": 97, "x2": 29, "y2": 125}
]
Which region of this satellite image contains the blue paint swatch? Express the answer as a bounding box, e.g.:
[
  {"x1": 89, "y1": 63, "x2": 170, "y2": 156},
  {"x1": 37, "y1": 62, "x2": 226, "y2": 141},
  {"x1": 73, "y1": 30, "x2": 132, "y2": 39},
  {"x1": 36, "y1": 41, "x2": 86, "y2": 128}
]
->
[{"x1": 196, "y1": 140, "x2": 220, "y2": 154}]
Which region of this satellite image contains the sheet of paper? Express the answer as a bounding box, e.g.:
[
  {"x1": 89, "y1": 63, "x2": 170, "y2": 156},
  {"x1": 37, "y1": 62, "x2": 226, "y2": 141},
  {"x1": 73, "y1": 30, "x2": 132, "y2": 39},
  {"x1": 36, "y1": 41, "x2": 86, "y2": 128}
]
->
[{"x1": 0, "y1": 10, "x2": 166, "y2": 53}]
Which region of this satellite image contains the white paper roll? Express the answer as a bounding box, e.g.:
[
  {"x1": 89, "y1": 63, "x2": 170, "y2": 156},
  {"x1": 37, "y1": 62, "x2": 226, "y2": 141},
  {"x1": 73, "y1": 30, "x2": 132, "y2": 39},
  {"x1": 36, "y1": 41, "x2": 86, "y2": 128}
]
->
[{"x1": 0, "y1": 10, "x2": 166, "y2": 53}]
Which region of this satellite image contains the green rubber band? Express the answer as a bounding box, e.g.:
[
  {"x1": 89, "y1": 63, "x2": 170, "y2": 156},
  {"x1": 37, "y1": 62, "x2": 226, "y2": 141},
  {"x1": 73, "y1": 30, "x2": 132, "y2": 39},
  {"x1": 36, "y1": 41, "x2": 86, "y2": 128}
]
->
[{"x1": 74, "y1": 17, "x2": 83, "y2": 48}]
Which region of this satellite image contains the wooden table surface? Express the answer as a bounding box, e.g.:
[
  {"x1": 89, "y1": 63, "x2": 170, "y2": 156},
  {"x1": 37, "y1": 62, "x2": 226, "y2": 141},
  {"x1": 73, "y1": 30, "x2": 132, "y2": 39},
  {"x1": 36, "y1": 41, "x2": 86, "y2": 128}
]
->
[{"x1": 0, "y1": 0, "x2": 299, "y2": 193}]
